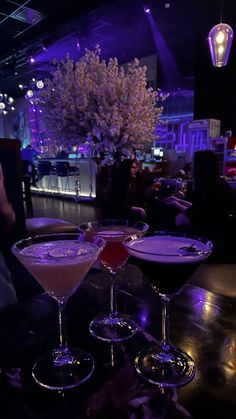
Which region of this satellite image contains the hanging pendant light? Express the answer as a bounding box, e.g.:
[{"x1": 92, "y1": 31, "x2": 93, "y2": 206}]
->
[
  {"x1": 0, "y1": 93, "x2": 15, "y2": 115},
  {"x1": 208, "y1": 23, "x2": 234, "y2": 67}
]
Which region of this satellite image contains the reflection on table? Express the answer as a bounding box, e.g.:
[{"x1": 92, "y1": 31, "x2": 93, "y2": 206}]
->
[{"x1": 0, "y1": 262, "x2": 236, "y2": 418}]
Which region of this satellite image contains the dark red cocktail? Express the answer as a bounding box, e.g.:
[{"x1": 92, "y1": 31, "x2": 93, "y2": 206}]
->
[
  {"x1": 97, "y1": 227, "x2": 140, "y2": 271},
  {"x1": 79, "y1": 220, "x2": 149, "y2": 342}
]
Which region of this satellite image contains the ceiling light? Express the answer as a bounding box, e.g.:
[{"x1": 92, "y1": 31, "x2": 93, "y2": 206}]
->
[
  {"x1": 144, "y1": 6, "x2": 150, "y2": 13},
  {"x1": 208, "y1": 23, "x2": 234, "y2": 67},
  {"x1": 0, "y1": 93, "x2": 15, "y2": 115},
  {"x1": 26, "y1": 89, "x2": 34, "y2": 98},
  {"x1": 36, "y1": 80, "x2": 44, "y2": 89}
]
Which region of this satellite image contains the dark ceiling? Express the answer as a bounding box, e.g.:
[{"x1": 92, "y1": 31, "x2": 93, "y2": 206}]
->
[{"x1": 0, "y1": 0, "x2": 236, "y2": 97}]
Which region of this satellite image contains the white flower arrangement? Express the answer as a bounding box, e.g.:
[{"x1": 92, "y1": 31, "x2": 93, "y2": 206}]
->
[{"x1": 39, "y1": 46, "x2": 165, "y2": 154}]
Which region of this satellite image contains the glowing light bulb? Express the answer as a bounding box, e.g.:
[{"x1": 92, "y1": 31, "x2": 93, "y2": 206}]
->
[
  {"x1": 26, "y1": 90, "x2": 34, "y2": 98},
  {"x1": 218, "y1": 45, "x2": 225, "y2": 55},
  {"x1": 36, "y1": 80, "x2": 44, "y2": 89},
  {"x1": 208, "y1": 23, "x2": 234, "y2": 67},
  {"x1": 216, "y1": 31, "x2": 225, "y2": 44}
]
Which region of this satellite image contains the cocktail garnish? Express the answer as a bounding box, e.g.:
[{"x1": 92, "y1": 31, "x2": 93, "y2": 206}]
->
[
  {"x1": 48, "y1": 246, "x2": 89, "y2": 258},
  {"x1": 20, "y1": 242, "x2": 93, "y2": 259},
  {"x1": 179, "y1": 244, "x2": 200, "y2": 255},
  {"x1": 48, "y1": 248, "x2": 78, "y2": 258}
]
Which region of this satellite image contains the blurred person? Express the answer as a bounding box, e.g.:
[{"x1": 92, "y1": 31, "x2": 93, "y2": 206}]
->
[
  {"x1": 0, "y1": 163, "x2": 16, "y2": 236},
  {"x1": 176, "y1": 169, "x2": 186, "y2": 179},
  {"x1": 21, "y1": 144, "x2": 38, "y2": 186},
  {"x1": 165, "y1": 150, "x2": 236, "y2": 261},
  {"x1": 183, "y1": 161, "x2": 192, "y2": 179},
  {"x1": 0, "y1": 163, "x2": 17, "y2": 308},
  {"x1": 104, "y1": 159, "x2": 146, "y2": 220},
  {"x1": 56, "y1": 147, "x2": 68, "y2": 159}
]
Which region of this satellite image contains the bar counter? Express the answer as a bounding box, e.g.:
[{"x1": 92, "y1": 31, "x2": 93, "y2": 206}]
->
[
  {"x1": 29, "y1": 156, "x2": 236, "y2": 201},
  {"x1": 31, "y1": 158, "x2": 97, "y2": 199},
  {"x1": 0, "y1": 261, "x2": 236, "y2": 418}
]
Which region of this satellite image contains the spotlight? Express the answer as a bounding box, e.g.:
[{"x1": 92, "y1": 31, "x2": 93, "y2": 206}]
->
[
  {"x1": 144, "y1": 6, "x2": 150, "y2": 13},
  {"x1": 41, "y1": 36, "x2": 53, "y2": 52},
  {"x1": 29, "y1": 56, "x2": 35, "y2": 64}
]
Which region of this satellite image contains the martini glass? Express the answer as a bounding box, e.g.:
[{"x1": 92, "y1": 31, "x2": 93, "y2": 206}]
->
[
  {"x1": 79, "y1": 220, "x2": 149, "y2": 342},
  {"x1": 12, "y1": 233, "x2": 105, "y2": 390},
  {"x1": 125, "y1": 231, "x2": 213, "y2": 387}
]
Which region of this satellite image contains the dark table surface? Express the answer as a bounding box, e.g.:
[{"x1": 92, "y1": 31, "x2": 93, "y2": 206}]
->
[{"x1": 0, "y1": 261, "x2": 236, "y2": 419}]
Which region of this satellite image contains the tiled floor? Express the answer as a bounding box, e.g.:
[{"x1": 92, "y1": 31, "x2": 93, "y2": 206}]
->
[{"x1": 31, "y1": 195, "x2": 99, "y2": 225}]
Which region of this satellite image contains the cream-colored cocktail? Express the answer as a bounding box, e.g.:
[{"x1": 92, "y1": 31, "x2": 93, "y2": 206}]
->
[
  {"x1": 20, "y1": 240, "x2": 98, "y2": 299},
  {"x1": 12, "y1": 233, "x2": 105, "y2": 391}
]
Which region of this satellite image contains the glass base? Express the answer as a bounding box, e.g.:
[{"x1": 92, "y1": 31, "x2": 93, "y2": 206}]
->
[
  {"x1": 32, "y1": 347, "x2": 95, "y2": 390},
  {"x1": 89, "y1": 314, "x2": 138, "y2": 342},
  {"x1": 135, "y1": 344, "x2": 195, "y2": 387}
]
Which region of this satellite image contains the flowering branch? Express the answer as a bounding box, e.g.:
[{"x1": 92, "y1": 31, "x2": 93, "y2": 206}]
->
[{"x1": 39, "y1": 46, "x2": 164, "y2": 154}]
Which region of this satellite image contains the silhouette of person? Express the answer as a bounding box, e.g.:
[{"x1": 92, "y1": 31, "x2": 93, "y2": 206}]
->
[
  {"x1": 0, "y1": 163, "x2": 17, "y2": 308},
  {"x1": 166, "y1": 150, "x2": 236, "y2": 261},
  {"x1": 104, "y1": 159, "x2": 146, "y2": 220}
]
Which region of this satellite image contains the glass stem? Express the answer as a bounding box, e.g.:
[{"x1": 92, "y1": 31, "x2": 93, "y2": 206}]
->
[
  {"x1": 58, "y1": 298, "x2": 68, "y2": 350},
  {"x1": 53, "y1": 298, "x2": 71, "y2": 367},
  {"x1": 160, "y1": 294, "x2": 171, "y2": 352},
  {"x1": 110, "y1": 271, "x2": 118, "y2": 317}
]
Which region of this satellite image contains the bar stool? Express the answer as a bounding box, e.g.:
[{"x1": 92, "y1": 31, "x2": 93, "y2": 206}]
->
[
  {"x1": 37, "y1": 161, "x2": 53, "y2": 190},
  {"x1": 55, "y1": 161, "x2": 70, "y2": 193},
  {"x1": 70, "y1": 164, "x2": 80, "y2": 195}
]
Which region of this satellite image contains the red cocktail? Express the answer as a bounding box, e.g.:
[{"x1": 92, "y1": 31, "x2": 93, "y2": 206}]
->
[
  {"x1": 97, "y1": 227, "x2": 139, "y2": 270},
  {"x1": 79, "y1": 220, "x2": 149, "y2": 342}
]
